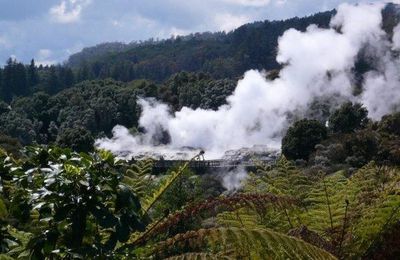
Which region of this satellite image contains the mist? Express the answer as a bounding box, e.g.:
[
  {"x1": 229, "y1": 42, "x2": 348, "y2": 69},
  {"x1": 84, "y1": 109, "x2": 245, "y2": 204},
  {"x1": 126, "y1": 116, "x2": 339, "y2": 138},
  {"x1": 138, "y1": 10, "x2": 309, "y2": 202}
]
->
[
  {"x1": 220, "y1": 167, "x2": 249, "y2": 191},
  {"x1": 96, "y1": 2, "x2": 400, "y2": 160}
]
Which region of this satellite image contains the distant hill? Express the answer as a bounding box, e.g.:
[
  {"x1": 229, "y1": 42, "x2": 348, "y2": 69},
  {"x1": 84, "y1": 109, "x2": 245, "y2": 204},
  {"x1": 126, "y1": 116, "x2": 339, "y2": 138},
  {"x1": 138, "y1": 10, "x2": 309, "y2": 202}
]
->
[
  {"x1": 63, "y1": 3, "x2": 400, "y2": 83},
  {"x1": 66, "y1": 11, "x2": 335, "y2": 82}
]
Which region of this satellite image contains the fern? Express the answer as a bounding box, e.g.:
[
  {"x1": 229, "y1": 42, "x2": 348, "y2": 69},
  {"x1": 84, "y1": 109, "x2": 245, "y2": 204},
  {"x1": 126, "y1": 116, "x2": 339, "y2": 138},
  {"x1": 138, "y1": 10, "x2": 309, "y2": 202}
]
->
[
  {"x1": 301, "y1": 171, "x2": 350, "y2": 237},
  {"x1": 124, "y1": 159, "x2": 154, "y2": 198},
  {"x1": 230, "y1": 157, "x2": 313, "y2": 232},
  {"x1": 154, "y1": 227, "x2": 337, "y2": 259},
  {"x1": 165, "y1": 252, "x2": 234, "y2": 260},
  {"x1": 249, "y1": 157, "x2": 313, "y2": 201},
  {"x1": 130, "y1": 193, "x2": 293, "y2": 246},
  {"x1": 229, "y1": 159, "x2": 400, "y2": 258},
  {"x1": 217, "y1": 208, "x2": 265, "y2": 229},
  {"x1": 344, "y1": 164, "x2": 400, "y2": 257},
  {"x1": 4, "y1": 227, "x2": 32, "y2": 259}
]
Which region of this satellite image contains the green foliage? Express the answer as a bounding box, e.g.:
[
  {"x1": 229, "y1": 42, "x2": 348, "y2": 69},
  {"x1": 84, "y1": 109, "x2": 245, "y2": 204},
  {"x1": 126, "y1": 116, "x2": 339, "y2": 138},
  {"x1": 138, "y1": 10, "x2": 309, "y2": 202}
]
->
[
  {"x1": 124, "y1": 159, "x2": 154, "y2": 198},
  {"x1": 67, "y1": 11, "x2": 333, "y2": 82},
  {"x1": 218, "y1": 159, "x2": 310, "y2": 234},
  {"x1": 1, "y1": 147, "x2": 145, "y2": 258},
  {"x1": 378, "y1": 111, "x2": 400, "y2": 136},
  {"x1": 155, "y1": 227, "x2": 337, "y2": 259},
  {"x1": 0, "y1": 133, "x2": 22, "y2": 158},
  {"x1": 328, "y1": 102, "x2": 369, "y2": 133},
  {"x1": 236, "y1": 159, "x2": 400, "y2": 258},
  {"x1": 140, "y1": 154, "x2": 202, "y2": 215},
  {"x1": 0, "y1": 144, "x2": 398, "y2": 259},
  {"x1": 0, "y1": 198, "x2": 6, "y2": 220},
  {"x1": 55, "y1": 126, "x2": 94, "y2": 152},
  {"x1": 159, "y1": 72, "x2": 236, "y2": 111},
  {"x1": 0, "y1": 79, "x2": 141, "y2": 151},
  {"x1": 282, "y1": 119, "x2": 328, "y2": 160},
  {"x1": 152, "y1": 167, "x2": 203, "y2": 219}
]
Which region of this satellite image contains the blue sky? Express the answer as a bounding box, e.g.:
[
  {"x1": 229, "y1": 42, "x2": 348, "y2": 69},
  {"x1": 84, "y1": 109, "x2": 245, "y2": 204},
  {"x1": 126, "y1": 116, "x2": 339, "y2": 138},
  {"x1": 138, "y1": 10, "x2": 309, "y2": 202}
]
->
[{"x1": 0, "y1": 0, "x2": 382, "y2": 65}]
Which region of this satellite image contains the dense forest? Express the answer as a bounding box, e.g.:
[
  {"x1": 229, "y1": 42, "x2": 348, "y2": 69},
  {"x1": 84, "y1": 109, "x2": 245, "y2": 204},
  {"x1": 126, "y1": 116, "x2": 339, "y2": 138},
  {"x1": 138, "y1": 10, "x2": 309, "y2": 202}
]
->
[
  {"x1": 66, "y1": 10, "x2": 334, "y2": 81},
  {"x1": 0, "y1": 3, "x2": 400, "y2": 259}
]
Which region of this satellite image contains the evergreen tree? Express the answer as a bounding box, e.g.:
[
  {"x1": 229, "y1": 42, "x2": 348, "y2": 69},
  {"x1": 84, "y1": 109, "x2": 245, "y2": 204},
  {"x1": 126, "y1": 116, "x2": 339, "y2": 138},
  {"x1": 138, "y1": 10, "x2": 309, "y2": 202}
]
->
[
  {"x1": 27, "y1": 59, "x2": 39, "y2": 88},
  {"x1": 14, "y1": 62, "x2": 28, "y2": 96},
  {"x1": 46, "y1": 65, "x2": 60, "y2": 94},
  {"x1": 2, "y1": 58, "x2": 15, "y2": 102}
]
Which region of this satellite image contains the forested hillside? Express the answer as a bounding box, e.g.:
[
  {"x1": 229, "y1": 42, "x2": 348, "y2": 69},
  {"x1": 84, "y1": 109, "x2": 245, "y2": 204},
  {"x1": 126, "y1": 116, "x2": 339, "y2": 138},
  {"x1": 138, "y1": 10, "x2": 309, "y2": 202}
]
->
[
  {"x1": 0, "y1": 10, "x2": 336, "y2": 106},
  {"x1": 67, "y1": 10, "x2": 333, "y2": 81}
]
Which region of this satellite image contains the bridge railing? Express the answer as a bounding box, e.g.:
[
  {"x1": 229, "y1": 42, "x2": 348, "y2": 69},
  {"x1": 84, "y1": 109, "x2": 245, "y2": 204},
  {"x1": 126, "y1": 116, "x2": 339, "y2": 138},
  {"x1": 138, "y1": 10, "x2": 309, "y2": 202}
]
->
[{"x1": 153, "y1": 159, "x2": 274, "y2": 169}]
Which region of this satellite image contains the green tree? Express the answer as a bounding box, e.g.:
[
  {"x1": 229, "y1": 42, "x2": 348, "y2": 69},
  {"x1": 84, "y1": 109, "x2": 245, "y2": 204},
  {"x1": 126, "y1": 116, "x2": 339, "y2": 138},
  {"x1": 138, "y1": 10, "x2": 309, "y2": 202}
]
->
[
  {"x1": 282, "y1": 119, "x2": 327, "y2": 160},
  {"x1": 27, "y1": 59, "x2": 39, "y2": 88},
  {"x1": 328, "y1": 102, "x2": 368, "y2": 133},
  {"x1": 56, "y1": 126, "x2": 94, "y2": 152},
  {"x1": 378, "y1": 112, "x2": 400, "y2": 136}
]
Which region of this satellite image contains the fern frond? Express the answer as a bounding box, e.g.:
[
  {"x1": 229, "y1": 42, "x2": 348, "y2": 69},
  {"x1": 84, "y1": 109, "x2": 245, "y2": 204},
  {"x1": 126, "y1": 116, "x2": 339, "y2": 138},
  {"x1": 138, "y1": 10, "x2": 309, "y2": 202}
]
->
[
  {"x1": 124, "y1": 159, "x2": 154, "y2": 198},
  {"x1": 131, "y1": 193, "x2": 294, "y2": 246},
  {"x1": 165, "y1": 252, "x2": 234, "y2": 260},
  {"x1": 141, "y1": 163, "x2": 189, "y2": 215},
  {"x1": 241, "y1": 157, "x2": 315, "y2": 232},
  {"x1": 154, "y1": 227, "x2": 337, "y2": 259},
  {"x1": 301, "y1": 171, "x2": 350, "y2": 235},
  {"x1": 140, "y1": 153, "x2": 203, "y2": 216},
  {"x1": 345, "y1": 164, "x2": 400, "y2": 257}
]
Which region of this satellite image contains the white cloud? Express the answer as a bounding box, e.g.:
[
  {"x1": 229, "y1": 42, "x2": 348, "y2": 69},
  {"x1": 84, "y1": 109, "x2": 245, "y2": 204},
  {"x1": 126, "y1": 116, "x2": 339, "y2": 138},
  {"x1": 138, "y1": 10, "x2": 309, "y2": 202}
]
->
[
  {"x1": 222, "y1": 0, "x2": 271, "y2": 7},
  {"x1": 214, "y1": 13, "x2": 251, "y2": 32},
  {"x1": 35, "y1": 49, "x2": 57, "y2": 66},
  {"x1": 169, "y1": 27, "x2": 190, "y2": 37},
  {"x1": 50, "y1": 0, "x2": 91, "y2": 24},
  {"x1": 275, "y1": 0, "x2": 287, "y2": 6}
]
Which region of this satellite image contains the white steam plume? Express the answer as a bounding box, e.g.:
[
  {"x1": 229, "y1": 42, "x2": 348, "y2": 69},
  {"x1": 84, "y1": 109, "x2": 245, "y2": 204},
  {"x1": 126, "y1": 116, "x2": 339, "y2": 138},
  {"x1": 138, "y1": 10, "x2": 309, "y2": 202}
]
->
[
  {"x1": 221, "y1": 167, "x2": 249, "y2": 191},
  {"x1": 96, "y1": 2, "x2": 400, "y2": 159}
]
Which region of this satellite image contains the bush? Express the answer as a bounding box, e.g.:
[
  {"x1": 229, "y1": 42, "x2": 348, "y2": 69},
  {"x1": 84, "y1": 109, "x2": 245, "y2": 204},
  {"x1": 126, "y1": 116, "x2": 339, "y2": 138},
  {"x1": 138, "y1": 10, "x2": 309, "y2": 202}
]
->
[
  {"x1": 282, "y1": 119, "x2": 327, "y2": 160},
  {"x1": 328, "y1": 102, "x2": 368, "y2": 133}
]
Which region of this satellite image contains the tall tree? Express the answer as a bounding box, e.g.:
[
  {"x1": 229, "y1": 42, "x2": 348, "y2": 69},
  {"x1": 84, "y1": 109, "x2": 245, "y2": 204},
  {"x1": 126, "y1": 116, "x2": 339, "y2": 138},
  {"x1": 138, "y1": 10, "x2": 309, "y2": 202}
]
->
[
  {"x1": 14, "y1": 62, "x2": 28, "y2": 96},
  {"x1": 27, "y1": 59, "x2": 39, "y2": 88},
  {"x1": 2, "y1": 58, "x2": 16, "y2": 102}
]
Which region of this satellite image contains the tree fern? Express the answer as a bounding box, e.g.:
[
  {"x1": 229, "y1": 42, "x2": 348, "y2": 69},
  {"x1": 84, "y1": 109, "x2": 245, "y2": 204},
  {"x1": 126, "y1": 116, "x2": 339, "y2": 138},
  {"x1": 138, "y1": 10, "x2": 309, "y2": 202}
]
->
[
  {"x1": 229, "y1": 158, "x2": 400, "y2": 258},
  {"x1": 344, "y1": 163, "x2": 400, "y2": 257},
  {"x1": 129, "y1": 193, "x2": 293, "y2": 247},
  {"x1": 217, "y1": 208, "x2": 265, "y2": 229},
  {"x1": 301, "y1": 171, "x2": 350, "y2": 236},
  {"x1": 165, "y1": 252, "x2": 234, "y2": 260},
  {"x1": 234, "y1": 157, "x2": 313, "y2": 232},
  {"x1": 154, "y1": 227, "x2": 337, "y2": 259}
]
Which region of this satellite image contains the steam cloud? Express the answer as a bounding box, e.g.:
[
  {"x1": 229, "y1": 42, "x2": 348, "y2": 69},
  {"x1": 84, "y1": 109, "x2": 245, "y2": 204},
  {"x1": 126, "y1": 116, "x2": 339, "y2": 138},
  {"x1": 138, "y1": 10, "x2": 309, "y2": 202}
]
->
[
  {"x1": 96, "y1": 2, "x2": 400, "y2": 160},
  {"x1": 221, "y1": 167, "x2": 249, "y2": 191}
]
